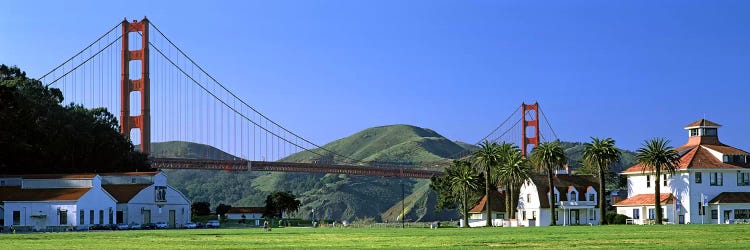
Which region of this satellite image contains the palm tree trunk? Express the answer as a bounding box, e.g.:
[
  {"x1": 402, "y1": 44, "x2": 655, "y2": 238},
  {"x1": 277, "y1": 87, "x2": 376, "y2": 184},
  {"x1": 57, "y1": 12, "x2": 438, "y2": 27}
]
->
[
  {"x1": 655, "y1": 169, "x2": 662, "y2": 224},
  {"x1": 463, "y1": 190, "x2": 470, "y2": 228},
  {"x1": 548, "y1": 170, "x2": 556, "y2": 226},
  {"x1": 599, "y1": 165, "x2": 606, "y2": 225},
  {"x1": 505, "y1": 185, "x2": 512, "y2": 219},
  {"x1": 485, "y1": 165, "x2": 492, "y2": 227}
]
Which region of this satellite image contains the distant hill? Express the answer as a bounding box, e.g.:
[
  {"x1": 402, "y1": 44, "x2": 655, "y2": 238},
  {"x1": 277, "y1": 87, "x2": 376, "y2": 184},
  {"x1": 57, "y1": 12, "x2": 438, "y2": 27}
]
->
[{"x1": 156, "y1": 127, "x2": 638, "y2": 222}]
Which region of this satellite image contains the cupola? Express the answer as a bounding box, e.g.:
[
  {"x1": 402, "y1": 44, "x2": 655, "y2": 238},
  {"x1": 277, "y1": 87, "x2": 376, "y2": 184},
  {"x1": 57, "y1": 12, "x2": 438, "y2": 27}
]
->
[{"x1": 684, "y1": 119, "x2": 721, "y2": 145}]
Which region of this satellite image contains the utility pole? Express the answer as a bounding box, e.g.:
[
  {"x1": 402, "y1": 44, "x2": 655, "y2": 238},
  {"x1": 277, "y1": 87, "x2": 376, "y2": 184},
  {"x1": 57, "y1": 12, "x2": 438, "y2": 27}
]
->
[{"x1": 401, "y1": 178, "x2": 405, "y2": 229}]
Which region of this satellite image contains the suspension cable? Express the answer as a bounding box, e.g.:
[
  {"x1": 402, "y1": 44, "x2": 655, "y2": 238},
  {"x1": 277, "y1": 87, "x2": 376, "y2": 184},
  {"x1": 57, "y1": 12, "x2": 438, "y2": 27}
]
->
[{"x1": 44, "y1": 35, "x2": 123, "y2": 87}]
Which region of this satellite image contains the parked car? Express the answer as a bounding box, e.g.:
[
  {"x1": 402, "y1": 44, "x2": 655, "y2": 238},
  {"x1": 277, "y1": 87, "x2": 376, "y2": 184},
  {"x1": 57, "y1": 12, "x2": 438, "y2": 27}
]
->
[
  {"x1": 195, "y1": 222, "x2": 205, "y2": 228},
  {"x1": 155, "y1": 222, "x2": 168, "y2": 229},
  {"x1": 206, "y1": 220, "x2": 220, "y2": 228},
  {"x1": 184, "y1": 222, "x2": 197, "y2": 229},
  {"x1": 89, "y1": 224, "x2": 109, "y2": 230},
  {"x1": 116, "y1": 223, "x2": 130, "y2": 230},
  {"x1": 142, "y1": 223, "x2": 156, "y2": 230},
  {"x1": 129, "y1": 223, "x2": 142, "y2": 230}
]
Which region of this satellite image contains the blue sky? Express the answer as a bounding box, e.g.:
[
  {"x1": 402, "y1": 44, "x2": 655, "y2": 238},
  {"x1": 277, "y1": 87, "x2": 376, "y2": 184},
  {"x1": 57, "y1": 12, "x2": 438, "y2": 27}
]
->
[{"x1": 2, "y1": 0, "x2": 749, "y2": 151}]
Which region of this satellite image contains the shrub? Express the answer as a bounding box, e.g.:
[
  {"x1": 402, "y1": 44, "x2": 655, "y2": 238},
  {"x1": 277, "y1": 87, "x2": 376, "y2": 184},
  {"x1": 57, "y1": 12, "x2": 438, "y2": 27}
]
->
[{"x1": 605, "y1": 211, "x2": 629, "y2": 224}]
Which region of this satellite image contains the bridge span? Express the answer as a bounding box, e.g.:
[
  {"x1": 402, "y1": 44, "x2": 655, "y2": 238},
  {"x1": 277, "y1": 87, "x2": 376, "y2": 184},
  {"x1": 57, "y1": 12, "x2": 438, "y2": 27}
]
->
[{"x1": 150, "y1": 158, "x2": 444, "y2": 179}]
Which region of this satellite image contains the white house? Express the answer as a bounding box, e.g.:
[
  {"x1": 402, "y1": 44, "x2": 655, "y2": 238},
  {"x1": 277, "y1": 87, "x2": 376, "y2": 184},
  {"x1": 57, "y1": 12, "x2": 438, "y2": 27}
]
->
[
  {"x1": 100, "y1": 172, "x2": 191, "y2": 228},
  {"x1": 616, "y1": 119, "x2": 750, "y2": 224},
  {"x1": 517, "y1": 174, "x2": 600, "y2": 226},
  {"x1": 0, "y1": 174, "x2": 117, "y2": 231},
  {"x1": 226, "y1": 207, "x2": 265, "y2": 226},
  {"x1": 466, "y1": 190, "x2": 507, "y2": 227}
]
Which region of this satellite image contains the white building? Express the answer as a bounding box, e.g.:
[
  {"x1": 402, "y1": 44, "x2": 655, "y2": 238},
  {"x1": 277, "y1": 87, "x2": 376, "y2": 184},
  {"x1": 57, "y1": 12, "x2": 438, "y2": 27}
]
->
[
  {"x1": 100, "y1": 172, "x2": 191, "y2": 228},
  {"x1": 616, "y1": 119, "x2": 750, "y2": 224},
  {"x1": 226, "y1": 207, "x2": 265, "y2": 226},
  {"x1": 517, "y1": 174, "x2": 600, "y2": 226},
  {"x1": 0, "y1": 174, "x2": 117, "y2": 231},
  {"x1": 1, "y1": 171, "x2": 191, "y2": 231},
  {"x1": 467, "y1": 190, "x2": 507, "y2": 227}
]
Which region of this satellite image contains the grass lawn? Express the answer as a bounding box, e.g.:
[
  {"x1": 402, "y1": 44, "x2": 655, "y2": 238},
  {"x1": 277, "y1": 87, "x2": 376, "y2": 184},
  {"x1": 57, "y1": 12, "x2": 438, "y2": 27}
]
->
[{"x1": 2, "y1": 224, "x2": 750, "y2": 249}]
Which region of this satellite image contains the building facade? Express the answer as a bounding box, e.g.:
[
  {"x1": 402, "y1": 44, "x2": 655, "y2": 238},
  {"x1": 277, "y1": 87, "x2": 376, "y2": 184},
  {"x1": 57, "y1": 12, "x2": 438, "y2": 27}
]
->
[
  {"x1": 101, "y1": 172, "x2": 191, "y2": 228},
  {"x1": 616, "y1": 119, "x2": 750, "y2": 224},
  {"x1": 517, "y1": 174, "x2": 600, "y2": 226}
]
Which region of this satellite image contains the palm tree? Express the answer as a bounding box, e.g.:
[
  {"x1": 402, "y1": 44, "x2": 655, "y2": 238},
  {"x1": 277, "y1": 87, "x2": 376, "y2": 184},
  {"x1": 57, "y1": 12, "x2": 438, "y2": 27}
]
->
[
  {"x1": 472, "y1": 140, "x2": 503, "y2": 227},
  {"x1": 448, "y1": 160, "x2": 481, "y2": 228},
  {"x1": 529, "y1": 140, "x2": 567, "y2": 226},
  {"x1": 496, "y1": 147, "x2": 532, "y2": 219},
  {"x1": 582, "y1": 137, "x2": 621, "y2": 225},
  {"x1": 636, "y1": 138, "x2": 680, "y2": 224}
]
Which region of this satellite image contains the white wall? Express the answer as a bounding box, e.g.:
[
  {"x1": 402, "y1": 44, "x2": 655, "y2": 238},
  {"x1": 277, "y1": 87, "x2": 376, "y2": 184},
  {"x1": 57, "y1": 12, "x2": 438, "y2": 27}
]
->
[
  {"x1": 77, "y1": 185, "x2": 117, "y2": 227},
  {"x1": 125, "y1": 185, "x2": 190, "y2": 227},
  {"x1": 226, "y1": 212, "x2": 263, "y2": 220}
]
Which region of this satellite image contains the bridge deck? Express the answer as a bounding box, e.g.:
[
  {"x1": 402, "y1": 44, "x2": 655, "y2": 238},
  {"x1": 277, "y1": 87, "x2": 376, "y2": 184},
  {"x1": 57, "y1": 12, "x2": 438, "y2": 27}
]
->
[{"x1": 150, "y1": 158, "x2": 443, "y2": 179}]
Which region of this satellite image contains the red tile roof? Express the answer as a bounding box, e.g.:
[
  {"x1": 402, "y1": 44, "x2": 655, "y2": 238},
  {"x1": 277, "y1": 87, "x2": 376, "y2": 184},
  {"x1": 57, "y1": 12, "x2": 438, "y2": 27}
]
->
[
  {"x1": 227, "y1": 207, "x2": 266, "y2": 214},
  {"x1": 623, "y1": 144, "x2": 749, "y2": 173},
  {"x1": 1, "y1": 174, "x2": 97, "y2": 179},
  {"x1": 685, "y1": 119, "x2": 721, "y2": 128},
  {"x1": 709, "y1": 192, "x2": 750, "y2": 204},
  {"x1": 469, "y1": 190, "x2": 506, "y2": 213},
  {"x1": 0, "y1": 187, "x2": 91, "y2": 201},
  {"x1": 529, "y1": 174, "x2": 599, "y2": 208},
  {"x1": 102, "y1": 184, "x2": 151, "y2": 203},
  {"x1": 99, "y1": 172, "x2": 159, "y2": 176},
  {"x1": 614, "y1": 193, "x2": 673, "y2": 206}
]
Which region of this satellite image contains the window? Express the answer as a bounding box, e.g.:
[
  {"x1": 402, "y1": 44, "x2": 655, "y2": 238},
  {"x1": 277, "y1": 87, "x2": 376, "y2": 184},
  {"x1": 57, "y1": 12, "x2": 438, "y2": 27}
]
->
[
  {"x1": 589, "y1": 194, "x2": 595, "y2": 202},
  {"x1": 646, "y1": 175, "x2": 651, "y2": 188},
  {"x1": 496, "y1": 213, "x2": 504, "y2": 219},
  {"x1": 532, "y1": 211, "x2": 537, "y2": 220},
  {"x1": 131, "y1": 178, "x2": 136, "y2": 184},
  {"x1": 698, "y1": 202, "x2": 705, "y2": 215},
  {"x1": 522, "y1": 211, "x2": 527, "y2": 220},
  {"x1": 59, "y1": 210, "x2": 67, "y2": 225},
  {"x1": 704, "y1": 128, "x2": 717, "y2": 136},
  {"x1": 80, "y1": 210, "x2": 85, "y2": 224},
  {"x1": 589, "y1": 209, "x2": 597, "y2": 220},
  {"x1": 109, "y1": 209, "x2": 113, "y2": 224},
  {"x1": 663, "y1": 174, "x2": 668, "y2": 186},
  {"x1": 554, "y1": 194, "x2": 559, "y2": 203},
  {"x1": 90, "y1": 210, "x2": 94, "y2": 224},
  {"x1": 648, "y1": 209, "x2": 655, "y2": 220},
  {"x1": 690, "y1": 129, "x2": 699, "y2": 136},
  {"x1": 710, "y1": 172, "x2": 723, "y2": 186},
  {"x1": 13, "y1": 211, "x2": 21, "y2": 225},
  {"x1": 527, "y1": 194, "x2": 531, "y2": 203},
  {"x1": 632, "y1": 209, "x2": 640, "y2": 219},
  {"x1": 735, "y1": 209, "x2": 750, "y2": 219},
  {"x1": 711, "y1": 209, "x2": 718, "y2": 219},
  {"x1": 99, "y1": 210, "x2": 104, "y2": 225},
  {"x1": 155, "y1": 186, "x2": 167, "y2": 202},
  {"x1": 570, "y1": 191, "x2": 577, "y2": 201},
  {"x1": 696, "y1": 172, "x2": 702, "y2": 183},
  {"x1": 738, "y1": 173, "x2": 750, "y2": 186},
  {"x1": 0, "y1": 180, "x2": 5, "y2": 186}
]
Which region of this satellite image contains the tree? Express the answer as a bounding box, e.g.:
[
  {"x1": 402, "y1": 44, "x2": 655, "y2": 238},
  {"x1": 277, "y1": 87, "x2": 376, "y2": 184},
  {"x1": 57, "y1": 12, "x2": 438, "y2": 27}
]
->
[
  {"x1": 582, "y1": 137, "x2": 621, "y2": 225},
  {"x1": 0, "y1": 64, "x2": 149, "y2": 174},
  {"x1": 496, "y1": 146, "x2": 532, "y2": 219},
  {"x1": 264, "y1": 191, "x2": 302, "y2": 218},
  {"x1": 472, "y1": 140, "x2": 503, "y2": 227},
  {"x1": 191, "y1": 201, "x2": 211, "y2": 216},
  {"x1": 447, "y1": 160, "x2": 481, "y2": 228},
  {"x1": 529, "y1": 140, "x2": 568, "y2": 226},
  {"x1": 636, "y1": 138, "x2": 680, "y2": 224},
  {"x1": 215, "y1": 203, "x2": 232, "y2": 217}
]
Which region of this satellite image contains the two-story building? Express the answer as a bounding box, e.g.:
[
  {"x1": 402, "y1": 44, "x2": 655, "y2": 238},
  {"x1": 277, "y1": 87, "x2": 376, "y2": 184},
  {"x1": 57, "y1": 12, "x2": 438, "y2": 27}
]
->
[
  {"x1": 517, "y1": 174, "x2": 600, "y2": 226},
  {"x1": 615, "y1": 119, "x2": 750, "y2": 224},
  {"x1": 101, "y1": 172, "x2": 191, "y2": 228}
]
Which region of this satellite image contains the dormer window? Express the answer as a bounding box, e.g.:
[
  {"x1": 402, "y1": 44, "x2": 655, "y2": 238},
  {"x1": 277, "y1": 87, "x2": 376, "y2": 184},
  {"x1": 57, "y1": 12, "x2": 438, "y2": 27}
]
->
[
  {"x1": 589, "y1": 194, "x2": 595, "y2": 202},
  {"x1": 569, "y1": 190, "x2": 578, "y2": 202}
]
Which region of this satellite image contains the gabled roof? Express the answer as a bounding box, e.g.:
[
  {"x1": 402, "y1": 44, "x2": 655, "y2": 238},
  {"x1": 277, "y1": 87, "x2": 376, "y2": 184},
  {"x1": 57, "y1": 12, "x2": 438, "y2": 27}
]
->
[
  {"x1": 528, "y1": 174, "x2": 598, "y2": 208},
  {"x1": 102, "y1": 184, "x2": 151, "y2": 203},
  {"x1": 710, "y1": 192, "x2": 750, "y2": 204},
  {"x1": 468, "y1": 190, "x2": 506, "y2": 213},
  {"x1": 685, "y1": 119, "x2": 721, "y2": 128},
  {"x1": 614, "y1": 193, "x2": 673, "y2": 206},
  {"x1": 227, "y1": 207, "x2": 266, "y2": 214},
  {"x1": 0, "y1": 186, "x2": 91, "y2": 201}
]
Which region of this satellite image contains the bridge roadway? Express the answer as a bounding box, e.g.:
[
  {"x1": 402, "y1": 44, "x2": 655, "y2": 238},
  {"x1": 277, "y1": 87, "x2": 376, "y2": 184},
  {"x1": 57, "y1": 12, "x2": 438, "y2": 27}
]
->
[{"x1": 150, "y1": 158, "x2": 444, "y2": 179}]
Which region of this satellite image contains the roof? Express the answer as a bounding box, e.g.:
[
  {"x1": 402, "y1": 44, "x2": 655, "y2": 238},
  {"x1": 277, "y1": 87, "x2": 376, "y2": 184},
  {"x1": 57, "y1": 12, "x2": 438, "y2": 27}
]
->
[
  {"x1": 227, "y1": 207, "x2": 266, "y2": 214},
  {"x1": 102, "y1": 184, "x2": 151, "y2": 203},
  {"x1": 614, "y1": 193, "x2": 673, "y2": 206},
  {"x1": 1, "y1": 174, "x2": 97, "y2": 179},
  {"x1": 622, "y1": 144, "x2": 749, "y2": 174},
  {"x1": 0, "y1": 186, "x2": 91, "y2": 201},
  {"x1": 468, "y1": 190, "x2": 506, "y2": 213},
  {"x1": 528, "y1": 174, "x2": 599, "y2": 208},
  {"x1": 99, "y1": 172, "x2": 159, "y2": 176},
  {"x1": 685, "y1": 119, "x2": 721, "y2": 128},
  {"x1": 709, "y1": 192, "x2": 750, "y2": 204}
]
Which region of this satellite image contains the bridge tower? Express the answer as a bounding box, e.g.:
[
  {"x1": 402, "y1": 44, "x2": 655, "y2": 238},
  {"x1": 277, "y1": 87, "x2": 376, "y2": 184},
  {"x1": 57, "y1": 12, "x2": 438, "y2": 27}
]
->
[
  {"x1": 521, "y1": 102, "x2": 539, "y2": 157},
  {"x1": 120, "y1": 18, "x2": 151, "y2": 154}
]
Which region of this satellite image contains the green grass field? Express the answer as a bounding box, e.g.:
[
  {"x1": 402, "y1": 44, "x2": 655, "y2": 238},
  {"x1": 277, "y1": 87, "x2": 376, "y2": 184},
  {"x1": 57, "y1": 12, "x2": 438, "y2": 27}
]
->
[{"x1": 2, "y1": 224, "x2": 750, "y2": 249}]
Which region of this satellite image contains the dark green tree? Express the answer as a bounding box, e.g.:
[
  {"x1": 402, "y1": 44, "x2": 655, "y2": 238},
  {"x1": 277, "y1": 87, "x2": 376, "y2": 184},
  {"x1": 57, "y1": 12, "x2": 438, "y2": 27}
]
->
[
  {"x1": 0, "y1": 64, "x2": 148, "y2": 174},
  {"x1": 216, "y1": 203, "x2": 232, "y2": 217},
  {"x1": 529, "y1": 140, "x2": 568, "y2": 226},
  {"x1": 191, "y1": 201, "x2": 211, "y2": 216},
  {"x1": 446, "y1": 160, "x2": 481, "y2": 228},
  {"x1": 496, "y1": 145, "x2": 532, "y2": 219},
  {"x1": 264, "y1": 191, "x2": 302, "y2": 218},
  {"x1": 472, "y1": 140, "x2": 503, "y2": 227}
]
